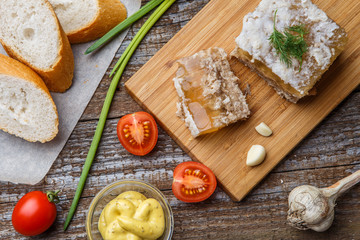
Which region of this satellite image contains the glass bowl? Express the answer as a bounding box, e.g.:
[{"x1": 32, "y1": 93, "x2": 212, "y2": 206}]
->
[{"x1": 86, "y1": 179, "x2": 174, "y2": 240}]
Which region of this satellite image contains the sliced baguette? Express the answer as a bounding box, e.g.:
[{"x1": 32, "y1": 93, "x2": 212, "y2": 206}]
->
[
  {"x1": 0, "y1": 0, "x2": 74, "y2": 92},
  {"x1": 0, "y1": 54, "x2": 59, "y2": 143},
  {"x1": 48, "y1": 0, "x2": 127, "y2": 44}
]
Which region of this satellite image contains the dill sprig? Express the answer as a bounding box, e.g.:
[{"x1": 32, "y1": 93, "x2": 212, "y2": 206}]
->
[{"x1": 269, "y1": 10, "x2": 308, "y2": 71}]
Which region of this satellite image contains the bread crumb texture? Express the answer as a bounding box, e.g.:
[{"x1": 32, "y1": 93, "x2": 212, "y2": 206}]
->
[
  {"x1": 48, "y1": 0, "x2": 98, "y2": 33},
  {"x1": 0, "y1": 76, "x2": 58, "y2": 142},
  {"x1": 0, "y1": 0, "x2": 60, "y2": 70}
]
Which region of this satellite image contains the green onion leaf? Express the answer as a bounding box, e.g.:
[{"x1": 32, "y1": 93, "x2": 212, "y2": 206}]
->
[
  {"x1": 63, "y1": 0, "x2": 176, "y2": 231},
  {"x1": 85, "y1": 0, "x2": 165, "y2": 55}
]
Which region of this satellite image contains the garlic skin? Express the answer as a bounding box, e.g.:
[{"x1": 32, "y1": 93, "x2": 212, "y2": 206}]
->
[
  {"x1": 287, "y1": 185, "x2": 335, "y2": 232},
  {"x1": 287, "y1": 170, "x2": 360, "y2": 232}
]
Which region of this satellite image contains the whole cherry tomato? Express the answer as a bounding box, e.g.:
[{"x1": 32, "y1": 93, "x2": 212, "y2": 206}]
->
[{"x1": 12, "y1": 190, "x2": 59, "y2": 236}]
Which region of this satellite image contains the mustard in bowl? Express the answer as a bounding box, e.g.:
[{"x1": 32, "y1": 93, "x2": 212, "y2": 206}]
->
[{"x1": 86, "y1": 179, "x2": 173, "y2": 240}]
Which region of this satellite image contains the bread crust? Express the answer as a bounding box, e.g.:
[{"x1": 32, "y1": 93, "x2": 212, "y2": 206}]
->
[
  {"x1": 0, "y1": 53, "x2": 59, "y2": 142},
  {"x1": 67, "y1": 0, "x2": 127, "y2": 44},
  {"x1": 0, "y1": 0, "x2": 74, "y2": 93}
]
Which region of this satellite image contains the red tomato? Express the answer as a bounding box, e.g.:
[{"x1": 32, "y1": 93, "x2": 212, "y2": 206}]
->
[
  {"x1": 12, "y1": 191, "x2": 58, "y2": 236},
  {"x1": 172, "y1": 162, "x2": 217, "y2": 202},
  {"x1": 117, "y1": 112, "x2": 158, "y2": 156}
]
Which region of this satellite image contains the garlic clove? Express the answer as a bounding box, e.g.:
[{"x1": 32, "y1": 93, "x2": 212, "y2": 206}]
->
[
  {"x1": 246, "y1": 145, "x2": 266, "y2": 166},
  {"x1": 309, "y1": 211, "x2": 334, "y2": 232},
  {"x1": 255, "y1": 122, "x2": 272, "y2": 137}
]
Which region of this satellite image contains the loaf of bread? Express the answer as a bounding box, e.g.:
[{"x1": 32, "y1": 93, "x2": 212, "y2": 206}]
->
[
  {"x1": 0, "y1": 0, "x2": 74, "y2": 93},
  {"x1": 48, "y1": 0, "x2": 127, "y2": 44},
  {"x1": 0, "y1": 54, "x2": 59, "y2": 143}
]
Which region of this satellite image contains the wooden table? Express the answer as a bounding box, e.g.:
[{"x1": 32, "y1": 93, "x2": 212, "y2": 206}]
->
[{"x1": 0, "y1": 1, "x2": 359, "y2": 239}]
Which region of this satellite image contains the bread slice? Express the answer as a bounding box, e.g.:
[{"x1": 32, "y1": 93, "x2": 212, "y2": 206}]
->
[
  {"x1": 48, "y1": 0, "x2": 127, "y2": 44},
  {"x1": 0, "y1": 0, "x2": 74, "y2": 93},
  {"x1": 174, "y1": 47, "x2": 250, "y2": 137},
  {"x1": 0, "y1": 54, "x2": 59, "y2": 143},
  {"x1": 232, "y1": 0, "x2": 347, "y2": 103}
]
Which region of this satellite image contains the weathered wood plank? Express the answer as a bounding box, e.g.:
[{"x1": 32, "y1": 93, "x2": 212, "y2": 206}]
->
[{"x1": 0, "y1": 0, "x2": 359, "y2": 239}]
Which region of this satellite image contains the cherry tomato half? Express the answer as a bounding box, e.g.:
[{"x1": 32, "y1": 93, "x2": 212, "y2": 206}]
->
[
  {"x1": 172, "y1": 161, "x2": 217, "y2": 203},
  {"x1": 12, "y1": 191, "x2": 58, "y2": 236},
  {"x1": 117, "y1": 112, "x2": 158, "y2": 156}
]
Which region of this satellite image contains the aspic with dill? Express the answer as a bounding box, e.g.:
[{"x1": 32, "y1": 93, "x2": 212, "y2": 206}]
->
[{"x1": 232, "y1": 0, "x2": 347, "y2": 103}]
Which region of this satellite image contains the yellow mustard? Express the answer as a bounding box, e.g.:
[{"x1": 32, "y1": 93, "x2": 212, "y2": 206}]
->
[{"x1": 98, "y1": 191, "x2": 165, "y2": 240}]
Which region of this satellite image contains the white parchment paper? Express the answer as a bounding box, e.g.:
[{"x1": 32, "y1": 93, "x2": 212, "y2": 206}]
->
[{"x1": 0, "y1": 0, "x2": 141, "y2": 184}]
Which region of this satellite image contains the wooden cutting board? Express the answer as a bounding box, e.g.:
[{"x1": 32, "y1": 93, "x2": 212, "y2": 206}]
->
[{"x1": 125, "y1": 0, "x2": 360, "y2": 201}]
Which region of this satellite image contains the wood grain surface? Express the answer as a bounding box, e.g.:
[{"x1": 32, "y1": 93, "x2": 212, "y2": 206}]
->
[
  {"x1": 0, "y1": 0, "x2": 359, "y2": 239},
  {"x1": 125, "y1": 0, "x2": 360, "y2": 201}
]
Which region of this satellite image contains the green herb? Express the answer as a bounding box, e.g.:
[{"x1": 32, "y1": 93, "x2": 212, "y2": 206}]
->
[
  {"x1": 63, "y1": 0, "x2": 176, "y2": 231},
  {"x1": 85, "y1": 0, "x2": 165, "y2": 55},
  {"x1": 268, "y1": 10, "x2": 308, "y2": 71}
]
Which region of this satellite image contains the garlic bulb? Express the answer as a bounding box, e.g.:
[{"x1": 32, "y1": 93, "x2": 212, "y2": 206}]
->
[{"x1": 287, "y1": 170, "x2": 360, "y2": 232}]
